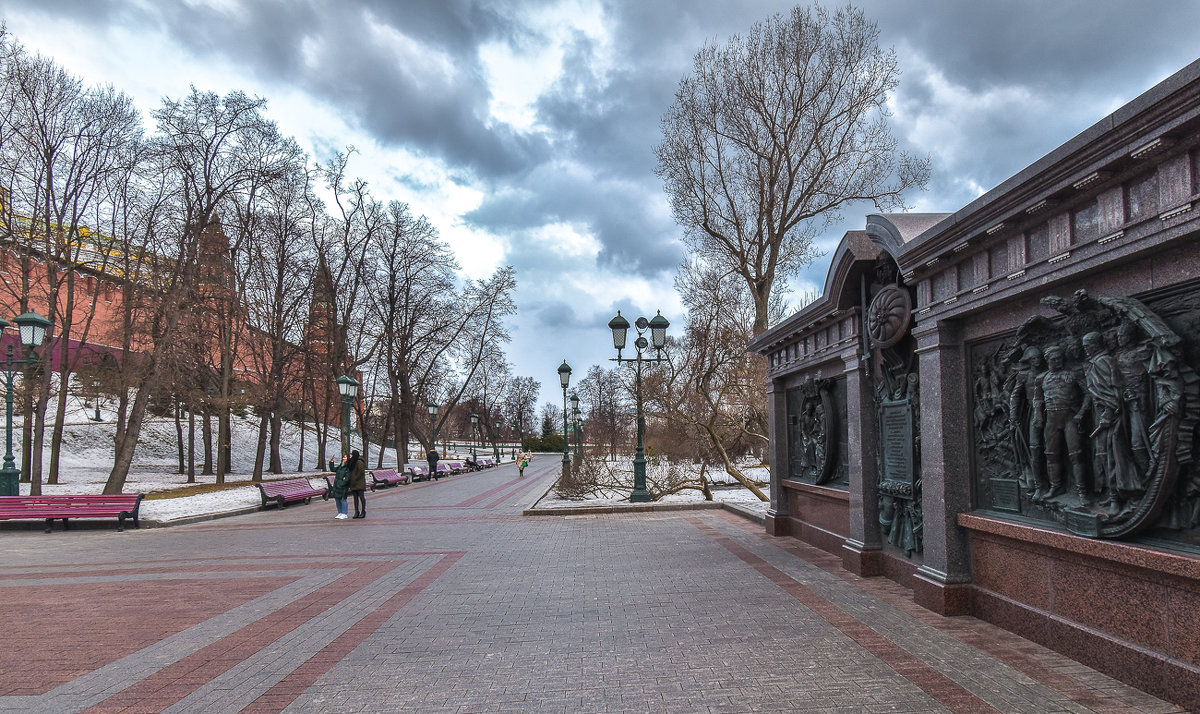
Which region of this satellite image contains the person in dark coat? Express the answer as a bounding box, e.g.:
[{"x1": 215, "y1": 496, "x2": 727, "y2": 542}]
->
[
  {"x1": 348, "y1": 449, "x2": 368, "y2": 518},
  {"x1": 331, "y1": 454, "x2": 351, "y2": 520},
  {"x1": 427, "y1": 447, "x2": 440, "y2": 481}
]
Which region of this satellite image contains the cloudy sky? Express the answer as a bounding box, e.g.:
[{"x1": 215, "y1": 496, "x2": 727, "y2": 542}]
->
[{"x1": 2, "y1": 0, "x2": 1199, "y2": 406}]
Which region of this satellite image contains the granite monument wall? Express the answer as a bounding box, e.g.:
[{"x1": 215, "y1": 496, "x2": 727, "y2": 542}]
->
[{"x1": 748, "y1": 59, "x2": 1200, "y2": 709}]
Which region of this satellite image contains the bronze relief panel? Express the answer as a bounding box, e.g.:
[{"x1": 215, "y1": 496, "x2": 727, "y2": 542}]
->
[{"x1": 970, "y1": 286, "x2": 1200, "y2": 544}]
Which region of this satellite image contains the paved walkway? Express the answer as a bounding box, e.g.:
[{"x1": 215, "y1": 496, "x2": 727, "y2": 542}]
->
[{"x1": 0, "y1": 457, "x2": 1187, "y2": 713}]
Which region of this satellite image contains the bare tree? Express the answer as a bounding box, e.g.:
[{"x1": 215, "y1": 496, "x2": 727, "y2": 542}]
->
[
  {"x1": 0, "y1": 42, "x2": 142, "y2": 492},
  {"x1": 468, "y1": 353, "x2": 511, "y2": 459},
  {"x1": 104, "y1": 88, "x2": 287, "y2": 494},
  {"x1": 365, "y1": 197, "x2": 452, "y2": 464},
  {"x1": 502, "y1": 375, "x2": 539, "y2": 448},
  {"x1": 575, "y1": 365, "x2": 626, "y2": 460},
  {"x1": 215, "y1": 127, "x2": 303, "y2": 480},
  {"x1": 656, "y1": 3, "x2": 929, "y2": 334},
  {"x1": 647, "y1": 257, "x2": 787, "y2": 500},
  {"x1": 243, "y1": 157, "x2": 317, "y2": 479},
  {"x1": 313, "y1": 150, "x2": 380, "y2": 463}
]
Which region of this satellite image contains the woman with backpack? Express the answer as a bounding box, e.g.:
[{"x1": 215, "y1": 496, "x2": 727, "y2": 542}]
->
[
  {"x1": 348, "y1": 449, "x2": 367, "y2": 518},
  {"x1": 331, "y1": 454, "x2": 351, "y2": 520}
]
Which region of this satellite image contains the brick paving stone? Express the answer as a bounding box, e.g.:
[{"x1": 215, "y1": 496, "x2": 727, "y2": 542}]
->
[{"x1": 0, "y1": 457, "x2": 1190, "y2": 713}]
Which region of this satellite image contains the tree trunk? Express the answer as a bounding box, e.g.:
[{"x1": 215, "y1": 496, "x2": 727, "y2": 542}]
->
[
  {"x1": 377, "y1": 407, "x2": 391, "y2": 469},
  {"x1": 252, "y1": 410, "x2": 268, "y2": 482},
  {"x1": 104, "y1": 385, "x2": 152, "y2": 494},
  {"x1": 296, "y1": 416, "x2": 306, "y2": 472},
  {"x1": 48, "y1": 366, "x2": 70, "y2": 485},
  {"x1": 316, "y1": 413, "x2": 327, "y2": 469},
  {"x1": 187, "y1": 408, "x2": 195, "y2": 483},
  {"x1": 115, "y1": 387, "x2": 128, "y2": 450},
  {"x1": 175, "y1": 399, "x2": 185, "y2": 473},
  {"x1": 202, "y1": 409, "x2": 213, "y2": 474},
  {"x1": 357, "y1": 403, "x2": 369, "y2": 464},
  {"x1": 20, "y1": 373, "x2": 32, "y2": 486},
  {"x1": 217, "y1": 408, "x2": 230, "y2": 483},
  {"x1": 269, "y1": 410, "x2": 282, "y2": 474}
]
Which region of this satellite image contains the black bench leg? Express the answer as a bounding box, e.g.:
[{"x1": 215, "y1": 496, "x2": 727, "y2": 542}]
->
[
  {"x1": 44, "y1": 518, "x2": 53, "y2": 534},
  {"x1": 117, "y1": 514, "x2": 125, "y2": 532}
]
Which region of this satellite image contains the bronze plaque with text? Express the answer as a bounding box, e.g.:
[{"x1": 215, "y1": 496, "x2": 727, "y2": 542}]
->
[{"x1": 880, "y1": 398, "x2": 914, "y2": 497}]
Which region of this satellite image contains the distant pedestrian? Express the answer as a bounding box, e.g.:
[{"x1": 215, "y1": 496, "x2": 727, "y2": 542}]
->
[
  {"x1": 427, "y1": 447, "x2": 440, "y2": 481},
  {"x1": 518, "y1": 450, "x2": 529, "y2": 477},
  {"x1": 348, "y1": 449, "x2": 367, "y2": 519},
  {"x1": 331, "y1": 454, "x2": 351, "y2": 520}
]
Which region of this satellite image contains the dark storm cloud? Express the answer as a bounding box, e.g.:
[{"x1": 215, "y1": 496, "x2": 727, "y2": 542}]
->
[
  {"x1": 866, "y1": 0, "x2": 1200, "y2": 95},
  {"x1": 34, "y1": 0, "x2": 550, "y2": 178},
  {"x1": 465, "y1": 172, "x2": 681, "y2": 275}
]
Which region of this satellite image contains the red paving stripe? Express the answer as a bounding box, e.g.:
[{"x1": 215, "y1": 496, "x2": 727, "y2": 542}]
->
[
  {"x1": 0, "y1": 553, "x2": 425, "y2": 577},
  {"x1": 0, "y1": 561, "x2": 364, "y2": 581},
  {"x1": 242, "y1": 550, "x2": 465, "y2": 714},
  {"x1": 687, "y1": 516, "x2": 1002, "y2": 714},
  {"x1": 183, "y1": 514, "x2": 517, "y2": 532},
  {"x1": 711, "y1": 512, "x2": 1174, "y2": 714},
  {"x1": 480, "y1": 478, "x2": 543, "y2": 509},
  {"x1": 453, "y1": 475, "x2": 528, "y2": 507},
  {"x1": 2, "y1": 577, "x2": 294, "y2": 697},
  {"x1": 81, "y1": 560, "x2": 402, "y2": 714}
]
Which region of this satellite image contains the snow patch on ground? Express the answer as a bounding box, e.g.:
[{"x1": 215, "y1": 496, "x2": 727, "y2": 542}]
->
[
  {"x1": 533, "y1": 461, "x2": 771, "y2": 515},
  {"x1": 13, "y1": 395, "x2": 770, "y2": 522}
]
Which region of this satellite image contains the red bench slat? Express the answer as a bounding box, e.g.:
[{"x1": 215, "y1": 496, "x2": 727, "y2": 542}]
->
[
  {"x1": 257, "y1": 479, "x2": 327, "y2": 509},
  {"x1": 0, "y1": 494, "x2": 144, "y2": 532},
  {"x1": 370, "y1": 469, "x2": 409, "y2": 488}
]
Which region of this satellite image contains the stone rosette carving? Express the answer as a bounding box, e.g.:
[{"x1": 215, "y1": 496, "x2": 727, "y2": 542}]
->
[
  {"x1": 972, "y1": 289, "x2": 1198, "y2": 539},
  {"x1": 867, "y1": 283, "x2": 912, "y2": 349}
]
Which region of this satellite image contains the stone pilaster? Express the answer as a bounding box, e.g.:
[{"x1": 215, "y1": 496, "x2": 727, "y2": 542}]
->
[
  {"x1": 840, "y1": 349, "x2": 883, "y2": 575},
  {"x1": 765, "y1": 377, "x2": 790, "y2": 536},
  {"x1": 911, "y1": 320, "x2": 972, "y2": 615}
]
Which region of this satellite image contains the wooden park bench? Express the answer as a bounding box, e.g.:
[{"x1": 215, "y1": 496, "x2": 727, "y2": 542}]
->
[
  {"x1": 407, "y1": 465, "x2": 430, "y2": 482},
  {"x1": 0, "y1": 493, "x2": 145, "y2": 533},
  {"x1": 371, "y1": 468, "x2": 409, "y2": 488},
  {"x1": 257, "y1": 478, "x2": 327, "y2": 509},
  {"x1": 481, "y1": 458, "x2": 495, "y2": 468},
  {"x1": 447, "y1": 461, "x2": 467, "y2": 474},
  {"x1": 435, "y1": 463, "x2": 451, "y2": 478}
]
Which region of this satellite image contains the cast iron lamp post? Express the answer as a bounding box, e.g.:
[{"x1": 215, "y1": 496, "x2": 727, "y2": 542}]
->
[
  {"x1": 427, "y1": 401, "x2": 439, "y2": 457},
  {"x1": 0, "y1": 311, "x2": 51, "y2": 496},
  {"x1": 575, "y1": 410, "x2": 583, "y2": 459},
  {"x1": 90, "y1": 378, "x2": 102, "y2": 421},
  {"x1": 557, "y1": 360, "x2": 572, "y2": 485},
  {"x1": 570, "y1": 393, "x2": 580, "y2": 461},
  {"x1": 494, "y1": 419, "x2": 501, "y2": 462},
  {"x1": 516, "y1": 406, "x2": 524, "y2": 453},
  {"x1": 608, "y1": 309, "x2": 668, "y2": 502},
  {"x1": 336, "y1": 375, "x2": 359, "y2": 457},
  {"x1": 470, "y1": 412, "x2": 478, "y2": 460}
]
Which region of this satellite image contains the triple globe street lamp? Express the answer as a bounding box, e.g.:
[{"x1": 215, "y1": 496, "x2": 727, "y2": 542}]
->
[
  {"x1": 608, "y1": 309, "x2": 669, "y2": 503},
  {"x1": 427, "y1": 401, "x2": 439, "y2": 457},
  {"x1": 0, "y1": 310, "x2": 52, "y2": 496},
  {"x1": 557, "y1": 359, "x2": 572, "y2": 485},
  {"x1": 336, "y1": 374, "x2": 359, "y2": 457}
]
